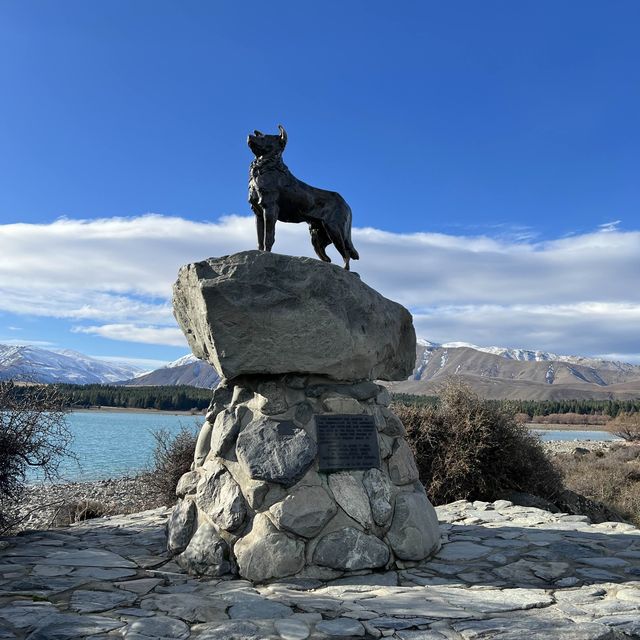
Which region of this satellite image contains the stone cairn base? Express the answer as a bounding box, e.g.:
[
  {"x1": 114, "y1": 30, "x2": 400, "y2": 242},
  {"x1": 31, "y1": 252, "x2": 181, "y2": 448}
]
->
[
  {"x1": 167, "y1": 374, "x2": 440, "y2": 582},
  {"x1": 167, "y1": 251, "x2": 440, "y2": 582}
]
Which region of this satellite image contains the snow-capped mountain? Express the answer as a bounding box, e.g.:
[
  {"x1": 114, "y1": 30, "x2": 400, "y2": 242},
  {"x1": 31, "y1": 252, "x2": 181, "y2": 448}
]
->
[
  {"x1": 430, "y1": 339, "x2": 633, "y2": 371},
  {"x1": 0, "y1": 345, "x2": 145, "y2": 384},
  {"x1": 117, "y1": 354, "x2": 219, "y2": 389},
  {"x1": 118, "y1": 339, "x2": 640, "y2": 399},
  {"x1": 164, "y1": 354, "x2": 200, "y2": 369},
  {"x1": 391, "y1": 339, "x2": 640, "y2": 400},
  {"x1": 6, "y1": 339, "x2": 640, "y2": 399}
]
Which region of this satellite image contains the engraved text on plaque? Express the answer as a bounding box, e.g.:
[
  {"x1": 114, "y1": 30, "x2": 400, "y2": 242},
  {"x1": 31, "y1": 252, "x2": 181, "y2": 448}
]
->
[{"x1": 315, "y1": 414, "x2": 380, "y2": 472}]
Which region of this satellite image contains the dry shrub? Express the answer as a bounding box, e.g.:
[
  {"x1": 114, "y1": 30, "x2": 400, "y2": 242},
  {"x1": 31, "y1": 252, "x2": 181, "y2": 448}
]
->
[
  {"x1": 607, "y1": 412, "x2": 640, "y2": 441},
  {"x1": 394, "y1": 379, "x2": 562, "y2": 505},
  {"x1": 609, "y1": 444, "x2": 640, "y2": 463},
  {"x1": 0, "y1": 381, "x2": 74, "y2": 533},
  {"x1": 143, "y1": 426, "x2": 198, "y2": 506},
  {"x1": 552, "y1": 445, "x2": 640, "y2": 526},
  {"x1": 53, "y1": 499, "x2": 111, "y2": 527}
]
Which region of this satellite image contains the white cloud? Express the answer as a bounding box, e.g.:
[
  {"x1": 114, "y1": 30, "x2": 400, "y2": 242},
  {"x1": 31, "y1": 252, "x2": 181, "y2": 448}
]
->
[
  {"x1": 412, "y1": 303, "x2": 640, "y2": 361},
  {"x1": 1, "y1": 214, "x2": 639, "y2": 361},
  {"x1": 1, "y1": 289, "x2": 173, "y2": 324},
  {"x1": 594, "y1": 354, "x2": 640, "y2": 365},
  {"x1": 91, "y1": 354, "x2": 171, "y2": 370},
  {"x1": 598, "y1": 220, "x2": 621, "y2": 232},
  {"x1": 72, "y1": 323, "x2": 187, "y2": 347},
  {"x1": 0, "y1": 338, "x2": 57, "y2": 348}
]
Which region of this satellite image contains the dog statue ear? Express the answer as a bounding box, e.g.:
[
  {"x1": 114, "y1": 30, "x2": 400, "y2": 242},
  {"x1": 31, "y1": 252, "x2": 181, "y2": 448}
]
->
[{"x1": 278, "y1": 124, "x2": 288, "y2": 148}]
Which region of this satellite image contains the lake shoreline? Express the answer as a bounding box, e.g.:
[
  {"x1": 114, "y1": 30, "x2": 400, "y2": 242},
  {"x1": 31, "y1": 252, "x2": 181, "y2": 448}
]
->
[
  {"x1": 70, "y1": 411, "x2": 611, "y2": 424},
  {"x1": 526, "y1": 422, "x2": 612, "y2": 431},
  {"x1": 68, "y1": 408, "x2": 613, "y2": 425},
  {"x1": 70, "y1": 406, "x2": 205, "y2": 416}
]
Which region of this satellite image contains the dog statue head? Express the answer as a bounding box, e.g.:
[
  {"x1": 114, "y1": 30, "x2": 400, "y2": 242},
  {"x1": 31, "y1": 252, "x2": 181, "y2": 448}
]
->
[{"x1": 247, "y1": 125, "x2": 287, "y2": 158}]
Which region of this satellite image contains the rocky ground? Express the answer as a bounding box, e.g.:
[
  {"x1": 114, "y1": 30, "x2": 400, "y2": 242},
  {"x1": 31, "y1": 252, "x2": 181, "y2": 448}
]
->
[
  {"x1": 1, "y1": 499, "x2": 639, "y2": 639},
  {"x1": 541, "y1": 440, "x2": 619, "y2": 455},
  {"x1": 13, "y1": 476, "x2": 157, "y2": 534}
]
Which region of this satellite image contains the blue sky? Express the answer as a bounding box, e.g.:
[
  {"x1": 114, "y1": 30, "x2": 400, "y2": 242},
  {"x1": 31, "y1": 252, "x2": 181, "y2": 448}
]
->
[{"x1": 1, "y1": 1, "x2": 639, "y2": 368}]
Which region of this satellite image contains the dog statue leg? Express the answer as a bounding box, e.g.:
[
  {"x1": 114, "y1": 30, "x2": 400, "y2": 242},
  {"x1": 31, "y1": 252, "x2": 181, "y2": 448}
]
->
[
  {"x1": 263, "y1": 203, "x2": 279, "y2": 252},
  {"x1": 256, "y1": 215, "x2": 265, "y2": 251},
  {"x1": 309, "y1": 223, "x2": 332, "y2": 263},
  {"x1": 251, "y1": 204, "x2": 265, "y2": 250}
]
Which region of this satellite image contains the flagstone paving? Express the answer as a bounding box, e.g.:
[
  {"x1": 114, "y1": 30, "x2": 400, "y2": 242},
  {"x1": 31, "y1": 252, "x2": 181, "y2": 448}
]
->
[{"x1": 1, "y1": 500, "x2": 639, "y2": 639}]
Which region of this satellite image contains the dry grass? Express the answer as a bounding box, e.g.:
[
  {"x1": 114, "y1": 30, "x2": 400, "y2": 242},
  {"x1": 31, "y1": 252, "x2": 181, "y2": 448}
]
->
[
  {"x1": 394, "y1": 379, "x2": 562, "y2": 505},
  {"x1": 52, "y1": 499, "x2": 112, "y2": 527},
  {"x1": 552, "y1": 445, "x2": 640, "y2": 527}
]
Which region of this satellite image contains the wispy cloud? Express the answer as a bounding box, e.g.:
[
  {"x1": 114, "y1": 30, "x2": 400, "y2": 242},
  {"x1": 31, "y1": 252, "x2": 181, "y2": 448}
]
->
[
  {"x1": 0, "y1": 338, "x2": 57, "y2": 348},
  {"x1": 598, "y1": 220, "x2": 621, "y2": 232},
  {"x1": 72, "y1": 323, "x2": 186, "y2": 347},
  {"x1": 91, "y1": 354, "x2": 171, "y2": 370},
  {"x1": 437, "y1": 222, "x2": 540, "y2": 243},
  {"x1": 1, "y1": 214, "x2": 639, "y2": 361}
]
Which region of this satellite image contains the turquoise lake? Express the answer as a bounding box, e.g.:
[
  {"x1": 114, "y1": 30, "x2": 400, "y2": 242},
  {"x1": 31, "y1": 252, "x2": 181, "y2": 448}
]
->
[
  {"x1": 531, "y1": 429, "x2": 621, "y2": 442},
  {"x1": 27, "y1": 412, "x2": 621, "y2": 483},
  {"x1": 27, "y1": 410, "x2": 204, "y2": 483}
]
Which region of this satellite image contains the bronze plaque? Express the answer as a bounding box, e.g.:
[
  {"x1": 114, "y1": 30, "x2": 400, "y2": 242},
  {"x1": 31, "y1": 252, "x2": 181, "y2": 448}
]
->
[{"x1": 315, "y1": 414, "x2": 380, "y2": 472}]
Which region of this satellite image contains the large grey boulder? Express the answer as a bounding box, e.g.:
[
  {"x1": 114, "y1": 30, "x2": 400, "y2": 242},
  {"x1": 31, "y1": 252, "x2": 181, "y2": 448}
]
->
[
  {"x1": 175, "y1": 470, "x2": 199, "y2": 498},
  {"x1": 173, "y1": 251, "x2": 415, "y2": 381},
  {"x1": 313, "y1": 527, "x2": 390, "y2": 570},
  {"x1": 328, "y1": 473, "x2": 374, "y2": 530},
  {"x1": 234, "y1": 514, "x2": 305, "y2": 582},
  {"x1": 363, "y1": 468, "x2": 394, "y2": 527},
  {"x1": 388, "y1": 439, "x2": 420, "y2": 485},
  {"x1": 167, "y1": 499, "x2": 196, "y2": 554},
  {"x1": 269, "y1": 485, "x2": 337, "y2": 537},
  {"x1": 236, "y1": 416, "x2": 316, "y2": 486},
  {"x1": 210, "y1": 409, "x2": 240, "y2": 458},
  {"x1": 386, "y1": 491, "x2": 441, "y2": 560},
  {"x1": 175, "y1": 522, "x2": 232, "y2": 576},
  {"x1": 196, "y1": 462, "x2": 247, "y2": 532}
]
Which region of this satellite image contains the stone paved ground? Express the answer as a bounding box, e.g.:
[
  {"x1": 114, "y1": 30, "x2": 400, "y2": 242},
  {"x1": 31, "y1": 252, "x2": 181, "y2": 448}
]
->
[{"x1": 1, "y1": 500, "x2": 639, "y2": 639}]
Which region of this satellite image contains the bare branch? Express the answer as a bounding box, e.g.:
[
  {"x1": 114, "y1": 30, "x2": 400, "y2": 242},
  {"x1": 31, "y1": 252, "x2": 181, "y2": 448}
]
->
[
  {"x1": 607, "y1": 413, "x2": 640, "y2": 442},
  {"x1": 0, "y1": 381, "x2": 75, "y2": 532}
]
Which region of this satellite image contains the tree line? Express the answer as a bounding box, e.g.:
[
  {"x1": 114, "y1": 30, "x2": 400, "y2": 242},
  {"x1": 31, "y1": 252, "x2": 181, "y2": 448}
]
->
[
  {"x1": 391, "y1": 393, "x2": 640, "y2": 417},
  {"x1": 9, "y1": 384, "x2": 213, "y2": 411},
  {"x1": 5, "y1": 384, "x2": 637, "y2": 416},
  {"x1": 507, "y1": 398, "x2": 640, "y2": 417}
]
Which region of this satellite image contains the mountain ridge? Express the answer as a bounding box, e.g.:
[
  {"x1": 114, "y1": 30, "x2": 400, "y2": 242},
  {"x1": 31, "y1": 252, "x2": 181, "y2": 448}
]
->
[
  {"x1": 3, "y1": 341, "x2": 640, "y2": 400},
  {"x1": 0, "y1": 344, "x2": 144, "y2": 385},
  {"x1": 394, "y1": 341, "x2": 640, "y2": 400},
  {"x1": 118, "y1": 341, "x2": 640, "y2": 399},
  {"x1": 117, "y1": 354, "x2": 220, "y2": 388}
]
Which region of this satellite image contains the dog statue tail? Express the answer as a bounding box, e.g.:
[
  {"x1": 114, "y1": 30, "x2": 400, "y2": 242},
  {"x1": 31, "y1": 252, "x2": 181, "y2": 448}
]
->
[
  {"x1": 346, "y1": 236, "x2": 359, "y2": 261},
  {"x1": 345, "y1": 206, "x2": 360, "y2": 261}
]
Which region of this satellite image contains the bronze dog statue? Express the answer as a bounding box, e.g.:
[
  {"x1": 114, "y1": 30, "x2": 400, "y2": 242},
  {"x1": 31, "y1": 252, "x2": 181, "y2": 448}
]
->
[{"x1": 248, "y1": 125, "x2": 359, "y2": 270}]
